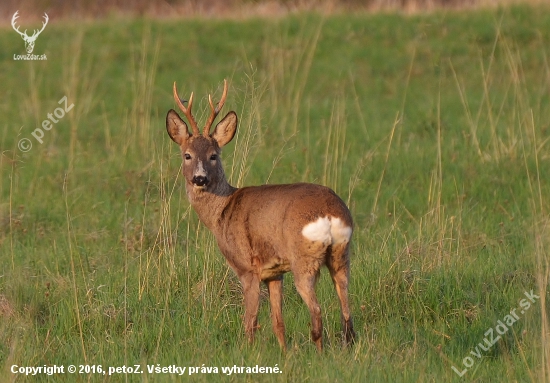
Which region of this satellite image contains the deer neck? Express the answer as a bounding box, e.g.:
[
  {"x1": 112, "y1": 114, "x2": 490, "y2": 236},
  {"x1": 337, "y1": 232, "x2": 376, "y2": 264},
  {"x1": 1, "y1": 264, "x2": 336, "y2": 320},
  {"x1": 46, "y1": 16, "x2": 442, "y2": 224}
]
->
[{"x1": 185, "y1": 176, "x2": 237, "y2": 232}]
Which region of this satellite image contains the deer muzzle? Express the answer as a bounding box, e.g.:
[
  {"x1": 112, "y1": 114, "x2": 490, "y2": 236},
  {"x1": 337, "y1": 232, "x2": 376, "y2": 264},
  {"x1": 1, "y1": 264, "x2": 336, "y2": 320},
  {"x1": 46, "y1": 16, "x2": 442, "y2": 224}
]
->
[
  {"x1": 192, "y1": 160, "x2": 208, "y2": 187},
  {"x1": 192, "y1": 175, "x2": 208, "y2": 187}
]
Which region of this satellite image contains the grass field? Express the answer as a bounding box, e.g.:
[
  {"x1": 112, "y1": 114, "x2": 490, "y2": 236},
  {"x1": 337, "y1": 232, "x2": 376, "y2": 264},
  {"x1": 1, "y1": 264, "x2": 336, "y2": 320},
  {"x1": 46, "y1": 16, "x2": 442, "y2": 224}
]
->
[{"x1": 1, "y1": 4, "x2": 550, "y2": 382}]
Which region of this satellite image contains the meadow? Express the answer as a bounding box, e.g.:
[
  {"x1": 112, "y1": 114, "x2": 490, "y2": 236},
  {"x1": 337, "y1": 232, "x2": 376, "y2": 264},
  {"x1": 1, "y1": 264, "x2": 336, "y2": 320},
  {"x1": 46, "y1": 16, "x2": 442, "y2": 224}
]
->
[{"x1": 1, "y1": 4, "x2": 550, "y2": 382}]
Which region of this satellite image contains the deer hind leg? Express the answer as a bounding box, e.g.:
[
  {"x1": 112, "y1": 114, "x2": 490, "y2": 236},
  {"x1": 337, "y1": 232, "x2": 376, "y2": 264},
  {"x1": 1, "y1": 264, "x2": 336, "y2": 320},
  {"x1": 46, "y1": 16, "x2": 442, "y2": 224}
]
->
[
  {"x1": 327, "y1": 242, "x2": 356, "y2": 346},
  {"x1": 293, "y1": 267, "x2": 323, "y2": 351},
  {"x1": 240, "y1": 272, "x2": 261, "y2": 344},
  {"x1": 265, "y1": 276, "x2": 286, "y2": 350}
]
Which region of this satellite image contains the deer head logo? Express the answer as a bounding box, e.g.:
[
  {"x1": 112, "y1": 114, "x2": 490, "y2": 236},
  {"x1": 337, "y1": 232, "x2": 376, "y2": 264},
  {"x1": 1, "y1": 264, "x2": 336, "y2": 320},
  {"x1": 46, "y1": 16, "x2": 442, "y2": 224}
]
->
[{"x1": 11, "y1": 11, "x2": 48, "y2": 54}]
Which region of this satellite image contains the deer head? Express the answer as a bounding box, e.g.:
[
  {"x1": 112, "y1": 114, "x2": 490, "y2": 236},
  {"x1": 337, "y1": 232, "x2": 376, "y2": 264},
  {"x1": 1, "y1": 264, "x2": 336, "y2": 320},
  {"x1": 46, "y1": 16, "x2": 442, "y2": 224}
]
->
[
  {"x1": 166, "y1": 79, "x2": 237, "y2": 194},
  {"x1": 11, "y1": 11, "x2": 49, "y2": 54}
]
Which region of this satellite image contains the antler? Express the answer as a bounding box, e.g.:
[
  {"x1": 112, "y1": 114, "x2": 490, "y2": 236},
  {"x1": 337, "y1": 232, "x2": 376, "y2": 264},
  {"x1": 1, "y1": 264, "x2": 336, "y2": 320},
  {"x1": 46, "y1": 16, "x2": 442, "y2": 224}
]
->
[
  {"x1": 31, "y1": 13, "x2": 49, "y2": 38},
  {"x1": 203, "y1": 79, "x2": 228, "y2": 136},
  {"x1": 11, "y1": 12, "x2": 48, "y2": 39},
  {"x1": 11, "y1": 11, "x2": 27, "y2": 38},
  {"x1": 173, "y1": 82, "x2": 199, "y2": 136}
]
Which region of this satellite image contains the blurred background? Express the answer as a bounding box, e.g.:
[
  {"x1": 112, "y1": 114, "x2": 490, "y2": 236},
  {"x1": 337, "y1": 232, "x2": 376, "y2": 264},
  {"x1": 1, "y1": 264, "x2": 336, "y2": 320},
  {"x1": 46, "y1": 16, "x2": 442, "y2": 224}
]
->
[{"x1": 0, "y1": 0, "x2": 547, "y2": 20}]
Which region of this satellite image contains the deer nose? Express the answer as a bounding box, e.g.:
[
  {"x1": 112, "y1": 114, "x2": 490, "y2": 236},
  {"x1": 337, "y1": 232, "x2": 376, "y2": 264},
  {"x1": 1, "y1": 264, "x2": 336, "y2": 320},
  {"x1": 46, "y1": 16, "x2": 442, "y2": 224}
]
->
[{"x1": 192, "y1": 175, "x2": 208, "y2": 187}]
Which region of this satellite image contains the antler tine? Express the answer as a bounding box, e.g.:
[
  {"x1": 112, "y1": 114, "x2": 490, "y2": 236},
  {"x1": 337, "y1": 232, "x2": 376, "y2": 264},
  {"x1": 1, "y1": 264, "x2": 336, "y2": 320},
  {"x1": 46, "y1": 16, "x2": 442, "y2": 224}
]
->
[
  {"x1": 203, "y1": 79, "x2": 228, "y2": 136},
  {"x1": 11, "y1": 11, "x2": 26, "y2": 37},
  {"x1": 173, "y1": 82, "x2": 199, "y2": 136}
]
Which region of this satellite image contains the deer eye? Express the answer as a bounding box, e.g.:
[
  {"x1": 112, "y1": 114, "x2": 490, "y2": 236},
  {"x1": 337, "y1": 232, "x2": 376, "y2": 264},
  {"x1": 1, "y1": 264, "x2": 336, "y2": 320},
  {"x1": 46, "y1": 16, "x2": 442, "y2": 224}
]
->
[
  {"x1": 184, "y1": 153, "x2": 192, "y2": 160},
  {"x1": 210, "y1": 154, "x2": 217, "y2": 161}
]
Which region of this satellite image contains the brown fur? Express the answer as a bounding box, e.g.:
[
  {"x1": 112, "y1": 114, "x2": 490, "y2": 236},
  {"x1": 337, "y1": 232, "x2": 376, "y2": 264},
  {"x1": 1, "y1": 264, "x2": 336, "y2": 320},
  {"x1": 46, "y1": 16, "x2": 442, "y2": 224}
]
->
[{"x1": 166, "y1": 86, "x2": 356, "y2": 351}]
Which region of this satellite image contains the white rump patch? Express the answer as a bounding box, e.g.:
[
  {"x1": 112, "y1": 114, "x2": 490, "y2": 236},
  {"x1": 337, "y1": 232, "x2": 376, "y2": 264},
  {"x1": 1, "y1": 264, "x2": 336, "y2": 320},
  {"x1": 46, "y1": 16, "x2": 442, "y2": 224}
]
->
[
  {"x1": 302, "y1": 216, "x2": 352, "y2": 245},
  {"x1": 302, "y1": 217, "x2": 332, "y2": 246},
  {"x1": 330, "y1": 217, "x2": 353, "y2": 244}
]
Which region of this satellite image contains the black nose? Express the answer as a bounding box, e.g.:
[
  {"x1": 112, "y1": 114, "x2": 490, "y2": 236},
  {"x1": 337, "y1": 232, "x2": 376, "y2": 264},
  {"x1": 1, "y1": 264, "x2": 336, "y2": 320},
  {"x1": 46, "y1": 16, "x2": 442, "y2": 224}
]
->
[{"x1": 192, "y1": 176, "x2": 208, "y2": 186}]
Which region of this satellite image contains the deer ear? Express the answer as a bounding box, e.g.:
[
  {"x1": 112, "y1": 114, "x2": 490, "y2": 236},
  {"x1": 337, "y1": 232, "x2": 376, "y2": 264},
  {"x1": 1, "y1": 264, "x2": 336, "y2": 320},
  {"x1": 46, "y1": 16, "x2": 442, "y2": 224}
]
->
[
  {"x1": 166, "y1": 109, "x2": 190, "y2": 145},
  {"x1": 212, "y1": 111, "x2": 238, "y2": 148}
]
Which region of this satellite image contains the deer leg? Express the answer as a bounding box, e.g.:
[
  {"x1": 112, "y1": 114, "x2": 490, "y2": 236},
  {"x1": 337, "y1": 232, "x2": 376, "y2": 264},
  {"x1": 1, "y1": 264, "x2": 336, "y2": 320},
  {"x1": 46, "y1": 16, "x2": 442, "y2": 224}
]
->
[
  {"x1": 329, "y1": 267, "x2": 356, "y2": 346},
  {"x1": 327, "y1": 244, "x2": 356, "y2": 346},
  {"x1": 240, "y1": 272, "x2": 260, "y2": 344},
  {"x1": 293, "y1": 270, "x2": 323, "y2": 351},
  {"x1": 265, "y1": 276, "x2": 286, "y2": 350}
]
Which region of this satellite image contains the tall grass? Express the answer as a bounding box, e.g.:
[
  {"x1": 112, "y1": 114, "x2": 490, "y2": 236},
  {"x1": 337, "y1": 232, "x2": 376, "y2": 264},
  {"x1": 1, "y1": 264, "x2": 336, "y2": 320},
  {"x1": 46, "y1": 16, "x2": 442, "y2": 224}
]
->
[{"x1": 0, "y1": 6, "x2": 549, "y2": 382}]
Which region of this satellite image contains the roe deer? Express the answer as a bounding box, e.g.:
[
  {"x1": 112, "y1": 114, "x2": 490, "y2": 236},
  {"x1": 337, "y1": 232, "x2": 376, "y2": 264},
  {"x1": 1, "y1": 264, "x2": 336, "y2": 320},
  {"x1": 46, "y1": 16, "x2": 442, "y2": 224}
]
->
[{"x1": 166, "y1": 79, "x2": 355, "y2": 351}]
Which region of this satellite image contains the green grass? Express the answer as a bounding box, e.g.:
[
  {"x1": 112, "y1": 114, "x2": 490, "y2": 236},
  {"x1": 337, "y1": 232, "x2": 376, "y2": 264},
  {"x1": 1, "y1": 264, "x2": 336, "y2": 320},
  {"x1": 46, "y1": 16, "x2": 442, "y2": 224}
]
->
[{"x1": 1, "y1": 5, "x2": 550, "y2": 382}]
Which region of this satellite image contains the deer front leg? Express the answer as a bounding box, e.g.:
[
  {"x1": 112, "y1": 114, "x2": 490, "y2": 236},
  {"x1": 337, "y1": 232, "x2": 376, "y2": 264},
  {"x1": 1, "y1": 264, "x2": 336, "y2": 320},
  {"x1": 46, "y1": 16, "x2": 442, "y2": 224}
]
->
[
  {"x1": 240, "y1": 272, "x2": 261, "y2": 343},
  {"x1": 265, "y1": 276, "x2": 286, "y2": 350}
]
